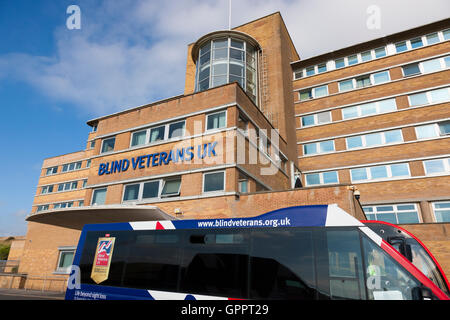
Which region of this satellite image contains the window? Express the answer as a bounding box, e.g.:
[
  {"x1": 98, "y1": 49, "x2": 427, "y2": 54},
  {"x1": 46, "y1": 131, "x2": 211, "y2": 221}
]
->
[
  {"x1": 348, "y1": 55, "x2": 358, "y2": 65},
  {"x1": 203, "y1": 171, "x2": 225, "y2": 193},
  {"x1": 53, "y1": 202, "x2": 74, "y2": 209},
  {"x1": 123, "y1": 184, "x2": 140, "y2": 201},
  {"x1": 86, "y1": 159, "x2": 91, "y2": 168},
  {"x1": 313, "y1": 85, "x2": 328, "y2": 98},
  {"x1": 143, "y1": 181, "x2": 160, "y2": 199},
  {"x1": 101, "y1": 137, "x2": 115, "y2": 153},
  {"x1": 432, "y1": 202, "x2": 450, "y2": 223},
  {"x1": 341, "y1": 98, "x2": 396, "y2": 120},
  {"x1": 409, "y1": 87, "x2": 450, "y2": 106},
  {"x1": 36, "y1": 205, "x2": 49, "y2": 212},
  {"x1": 57, "y1": 181, "x2": 78, "y2": 192},
  {"x1": 335, "y1": 58, "x2": 345, "y2": 69},
  {"x1": 168, "y1": 121, "x2": 185, "y2": 139},
  {"x1": 161, "y1": 178, "x2": 181, "y2": 197},
  {"x1": 363, "y1": 204, "x2": 420, "y2": 224},
  {"x1": 131, "y1": 130, "x2": 147, "y2": 147},
  {"x1": 56, "y1": 249, "x2": 75, "y2": 273},
  {"x1": 350, "y1": 163, "x2": 410, "y2": 182},
  {"x1": 443, "y1": 29, "x2": 450, "y2": 41},
  {"x1": 299, "y1": 89, "x2": 312, "y2": 101},
  {"x1": 361, "y1": 51, "x2": 372, "y2": 62},
  {"x1": 339, "y1": 79, "x2": 354, "y2": 92},
  {"x1": 195, "y1": 37, "x2": 258, "y2": 104},
  {"x1": 356, "y1": 75, "x2": 371, "y2": 88},
  {"x1": 410, "y1": 37, "x2": 423, "y2": 49},
  {"x1": 422, "y1": 58, "x2": 442, "y2": 73},
  {"x1": 90, "y1": 140, "x2": 95, "y2": 149},
  {"x1": 303, "y1": 140, "x2": 335, "y2": 155},
  {"x1": 301, "y1": 111, "x2": 331, "y2": 127},
  {"x1": 299, "y1": 85, "x2": 328, "y2": 100},
  {"x1": 92, "y1": 188, "x2": 107, "y2": 205},
  {"x1": 317, "y1": 63, "x2": 327, "y2": 73},
  {"x1": 402, "y1": 63, "x2": 420, "y2": 76},
  {"x1": 294, "y1": 70, "x2": 303, "y2": 79},
  {"x1": 415, "y1": 124, "x2": 439, "y2": 139},
  {"x1": 395, "y1": 41, "x2": 407, "y2": 53},
  {"x1": 305, "y1": 171, "x2": 338, "y2": 186},
  {"x1": 306, "y1": 66, "x2": 315, "y2": 76},
  {"x1": 423, "y1": 158, "x2": 450, "y2": 175},
  {"x1": 45, "y1": 166, "x2": 58, "y2": 176},
  {"x1": 374, "y1": 47, "x2": 386, "y2": 58},
  {"x1": 372, "y1": 71, "x2": 390, "y2": 84},
  {"x1": 426, "y1": 33, "x2": 439, "y2": 45},
  {"x1": 149, "y1": 126, "x2": 165, "y2": 143},
  {"x1": 79, "y1": 200, "x2": 84, "y2": 207},
  {"x1": 62, "y1": 161, "x2": 82, "y2": 173},
  {"x1": 238, "y1": 179, "x2": 248, "y2": 193},
  {"x1": 206, "y1": 111, "x2": 226, "y2": 131},
  {"x1": 346, "y1": 130, "x2": 402, "y2": 149},
  {"x1": 41, "y1": 185, "x2": 53, "y2": 194}
]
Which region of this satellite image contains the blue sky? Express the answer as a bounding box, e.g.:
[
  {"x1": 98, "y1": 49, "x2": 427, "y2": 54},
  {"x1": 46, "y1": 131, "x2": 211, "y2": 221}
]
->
[{"x1": 0, "y1": 0, "x2": 449, "y2": 236}]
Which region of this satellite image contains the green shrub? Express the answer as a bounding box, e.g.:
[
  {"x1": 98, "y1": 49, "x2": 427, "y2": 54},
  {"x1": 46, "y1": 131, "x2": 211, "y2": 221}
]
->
[{"x1": 0, "y1": 244, "x2": 11, "y2": 260}]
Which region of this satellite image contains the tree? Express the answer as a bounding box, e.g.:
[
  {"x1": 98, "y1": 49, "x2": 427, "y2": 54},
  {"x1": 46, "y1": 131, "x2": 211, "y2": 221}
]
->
[{"x1": 0, "y1": 244, "x2": 10, "y2": 260}]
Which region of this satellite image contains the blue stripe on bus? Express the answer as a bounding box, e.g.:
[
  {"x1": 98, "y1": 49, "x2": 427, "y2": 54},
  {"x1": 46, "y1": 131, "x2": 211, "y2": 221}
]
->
[{"x1": 171, "y1": 205, "x2": 328, "y2": 229}]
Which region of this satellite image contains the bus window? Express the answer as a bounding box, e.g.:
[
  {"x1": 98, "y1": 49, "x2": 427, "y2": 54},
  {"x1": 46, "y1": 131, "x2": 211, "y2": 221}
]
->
[
  {"x1": 79, "y1": 231, "x2": 133, "y2": 287},
  {"x1": 249, "y1": 229, "x2": 316, "y2": 299},
  {"x1": 122, "y1": 231, "x2": 181, "y2": 291},
  {"x1": 326, "y1": 231, "x2": 366, "y2": 300},
  {"x1": 409, "y1": 242, "x2": 448, "y2": 295},
  {"x1": 179, "y1": 229, "x2": 249, "y2": 298},
  {"x1": 362, "y1": 236, "x2": 421, "y2": 300}
]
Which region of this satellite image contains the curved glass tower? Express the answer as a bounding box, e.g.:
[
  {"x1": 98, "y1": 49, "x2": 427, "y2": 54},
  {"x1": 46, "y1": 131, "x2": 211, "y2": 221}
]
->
[{"x1": 192, "y1": 31, "x2": 260, "y2": 104}]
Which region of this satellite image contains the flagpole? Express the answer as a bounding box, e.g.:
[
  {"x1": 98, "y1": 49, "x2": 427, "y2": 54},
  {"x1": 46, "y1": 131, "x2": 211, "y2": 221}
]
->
[{"x1": 228, "y1": 0, "x2": 232, "y2": 30}]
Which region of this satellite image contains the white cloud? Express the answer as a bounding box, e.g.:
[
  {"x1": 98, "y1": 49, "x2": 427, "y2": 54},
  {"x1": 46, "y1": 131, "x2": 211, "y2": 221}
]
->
[{"x1": 0, "y1": 0, "x2": 448, "y2": 117}]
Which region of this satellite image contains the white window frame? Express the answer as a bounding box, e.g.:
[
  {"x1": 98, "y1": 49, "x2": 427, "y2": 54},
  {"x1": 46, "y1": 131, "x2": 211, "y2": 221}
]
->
[
  {"x1": 303, "y1": 140, "x2": 335, "y2": 155},
  {"x1": 55, "y1": 248, "x2": 76, "y2": 274},
  {"x1": 305, "y1": 171, "x2": 339, "y2": 186},
  {"x1": 363, "y1": 203, "x2": 421, "y2": 224},
  {"x1": 341, "y1": 98, "x2": 397, "y2": 120},
  {"x1": 345, "y1": 129, "x2": 403, "y2": 150},
  {"x1": 202, "y1": 170, "x2": 226, "y2": 194},
  {"x1": 423, "y1": 158, "x2": 450, "y2": 176},
  {"x1": 431, "y1": 201, "x2": 450, "y2": 223},
  {"x1": 205, "y1": 110, "x2": 227, "y2": 132},
  {"x1": 415, "y1": 123, "x2": 440, "y2": 140},
  {"x1": 408, "y1": 87, "x2": 450, "y2": 107},
  {"x1": 36, "y1": 205, "x2": 49, "y2": 212},
  {"x1": 301, "y1": 111, "x2": 332, "y2": 127},
  {"x1": 101, "y1": 137, "x2": 116, "y2": 154},
  {"x1": 45, "y1": 166, "x2": 58, "y2": 176},
  {"x1": 91, "y1": 187, "x2": 107, "y2": 206},
  {"x1": 129, "y1": 120, "x2": 187, "y2": 148},
  {"x1": 350, "y1": 163, "x2": 411, "y2": 182}
]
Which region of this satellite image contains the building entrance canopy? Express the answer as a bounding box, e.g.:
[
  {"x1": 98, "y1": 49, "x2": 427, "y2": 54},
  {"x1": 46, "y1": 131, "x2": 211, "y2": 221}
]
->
[{"x1": 26, "y1": 205, "x2": 176, "y2": 230}]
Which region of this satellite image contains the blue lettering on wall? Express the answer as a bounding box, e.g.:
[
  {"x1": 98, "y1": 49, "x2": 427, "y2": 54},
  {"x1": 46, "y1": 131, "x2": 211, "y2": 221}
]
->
[{"x1": 98, "y1": 142, "x2": 217, "y2": 176}]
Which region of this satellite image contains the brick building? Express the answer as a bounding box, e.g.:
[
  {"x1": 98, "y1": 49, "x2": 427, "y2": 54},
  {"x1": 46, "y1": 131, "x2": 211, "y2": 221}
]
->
[{"x1": 8, "y1": 12, "x2": 449, "y2": 291}]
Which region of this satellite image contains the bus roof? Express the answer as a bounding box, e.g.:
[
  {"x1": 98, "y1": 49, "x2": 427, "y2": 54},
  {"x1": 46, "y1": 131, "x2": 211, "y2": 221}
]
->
[{"x1": 80, "y1": 204, "x2": 364, "y2": 232}]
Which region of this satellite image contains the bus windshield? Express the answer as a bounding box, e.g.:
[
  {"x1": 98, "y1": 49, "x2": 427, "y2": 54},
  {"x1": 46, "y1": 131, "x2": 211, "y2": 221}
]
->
[{"x1": 363, "y1": 221, "x2": 450, "y2": 296}]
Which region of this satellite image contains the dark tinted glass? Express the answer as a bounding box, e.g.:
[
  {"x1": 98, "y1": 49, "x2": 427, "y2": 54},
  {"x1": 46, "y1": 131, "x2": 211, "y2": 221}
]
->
[
  {"x1": 179, "y1": 229, "x2": 249, "y2": 298},
  {"x1": 123, "y1": 232, "x2": 181, "y2": 291},
  {"x1": 250, "y1": 229, "x2": 316, "y2": 299}
]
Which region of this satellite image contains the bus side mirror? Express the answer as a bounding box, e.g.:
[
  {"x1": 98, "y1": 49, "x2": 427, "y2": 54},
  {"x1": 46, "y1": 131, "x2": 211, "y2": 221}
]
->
[
  {"x1": 388, "y1": 237, "x2": 412, "y2": 262},
  {"x1": 412, "y1": 286, "x2": 433, "y2": 300}
]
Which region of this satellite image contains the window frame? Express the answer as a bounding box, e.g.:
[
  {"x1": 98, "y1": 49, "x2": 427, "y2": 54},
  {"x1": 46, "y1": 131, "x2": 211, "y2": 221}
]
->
[
  {"x1": 101, "y1": 137, "x2": 116, "y2": 154},
  {"x1": 55, "y1": 248, "x2": 76, "y2": 274},
  {"x1": 363, "y1": 203, "x2": 421, "y2": 224},
  {"x1": 301, "y1": 111, "x2": 332, "y2": 127},
  {"x1": 305, "y1": 171, "x2": 339, "y2": 186},
  {"x1": 423, "y1": 158, "x2": 450, "y2": 176},
  {"x1": 202, "y1": 170, "x2": 226, "y2": 194},
  {"x1": 345, "y1": 129, "x2": 403, "y2": 150},
  {"x1": 205, "y1": 110, "x2": 227, "y2": 132},
  {"x1": 91, "y1": 187, "x2": 107, "y2": 206},
  {"x1": 350, "y1": 163, "x2": 410, "y2": 183},
  {"x1": 431, "y1": 201, "x2": 450, "y2": 223}
]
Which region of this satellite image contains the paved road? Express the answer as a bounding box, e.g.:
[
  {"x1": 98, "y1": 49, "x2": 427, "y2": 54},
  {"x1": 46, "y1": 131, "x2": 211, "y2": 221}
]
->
[{"x1": 0, "y1": 288, "x2": 65, "y2": 300}]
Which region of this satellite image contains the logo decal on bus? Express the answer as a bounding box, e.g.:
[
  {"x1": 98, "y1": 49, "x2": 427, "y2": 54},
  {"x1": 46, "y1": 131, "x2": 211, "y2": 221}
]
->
[{"x1": 91, "y1": 237, "x2": 116, "y2": 284}]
